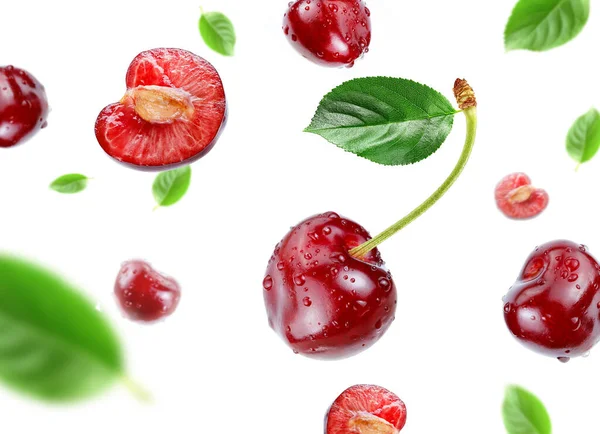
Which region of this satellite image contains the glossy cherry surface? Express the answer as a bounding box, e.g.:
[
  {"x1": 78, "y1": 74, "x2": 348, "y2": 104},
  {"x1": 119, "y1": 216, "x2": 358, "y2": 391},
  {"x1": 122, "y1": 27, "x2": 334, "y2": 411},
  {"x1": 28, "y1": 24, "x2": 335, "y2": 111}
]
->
[
  {"x1": 115, "y1": 260, "x2": 181, "y2": 322},
  {"x1": 0, "y1": 65, "x2": 49, "y2": 147},
  {"x1": 263, "y1": 212, "x2": 396, "y2": 359},
  {"x1": 504, "y1": 240, "x2": 600, "y2": 362},
  {"x1": 283, "y1": 0, "x2": 371, "y2": 67}
]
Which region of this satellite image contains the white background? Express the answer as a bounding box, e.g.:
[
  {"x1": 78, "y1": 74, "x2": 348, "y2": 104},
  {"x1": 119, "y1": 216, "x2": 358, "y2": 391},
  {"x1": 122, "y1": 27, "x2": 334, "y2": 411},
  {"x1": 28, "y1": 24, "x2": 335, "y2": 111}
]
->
[{"x1": 1, "y1": 0, "x2": 599, "y2": 432}]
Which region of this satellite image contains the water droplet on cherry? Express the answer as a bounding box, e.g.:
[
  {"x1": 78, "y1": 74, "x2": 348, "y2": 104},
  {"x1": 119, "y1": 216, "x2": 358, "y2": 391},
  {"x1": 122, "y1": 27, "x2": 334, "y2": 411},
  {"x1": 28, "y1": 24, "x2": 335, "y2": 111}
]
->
[
  {"x1": 378, "y1": 277, "x2": 391, "y2": 291},
  {"x1": 294, "y1": 274, "x2": 306, "y2": 286},
  {"x1": 568, "y1": 274, "x2": 579, "y2": 282},
  {"x1": 565, "y1": 258, "x2": 580, "y2": 271}
]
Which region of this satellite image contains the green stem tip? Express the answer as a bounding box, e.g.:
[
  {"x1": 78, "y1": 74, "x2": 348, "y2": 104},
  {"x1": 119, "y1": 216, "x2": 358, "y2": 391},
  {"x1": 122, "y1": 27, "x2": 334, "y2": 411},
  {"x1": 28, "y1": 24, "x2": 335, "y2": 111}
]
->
[
  {"x1": 349, "y1": 79, "x2": 478, "y2": 259},
  {"x1": 122, "y1": 375, "x2": 153, "y2": 404}
]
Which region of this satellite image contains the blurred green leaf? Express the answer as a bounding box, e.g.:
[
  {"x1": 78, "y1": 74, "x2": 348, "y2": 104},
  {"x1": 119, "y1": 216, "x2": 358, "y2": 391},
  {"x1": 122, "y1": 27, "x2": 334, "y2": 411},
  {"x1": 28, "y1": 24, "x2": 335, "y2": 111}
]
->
[
  {"x1": 503, "y1": 385, "x2": 552, "y2": 434},
  {"x1": 199, "y1": 11, "x2": 236, "y2": 56},
  {"x1": 153, "y1": 166, "x2": 192, "y2": 208},
  {"x1": 566, "y1": 108, "x2": 600, "y2": 167},
  {"x1": 505, "y1": 0, "x2": 590, "y2": 52},
  {"x1": 0, "y1": 255, "x2": 124, "y2": 401}
]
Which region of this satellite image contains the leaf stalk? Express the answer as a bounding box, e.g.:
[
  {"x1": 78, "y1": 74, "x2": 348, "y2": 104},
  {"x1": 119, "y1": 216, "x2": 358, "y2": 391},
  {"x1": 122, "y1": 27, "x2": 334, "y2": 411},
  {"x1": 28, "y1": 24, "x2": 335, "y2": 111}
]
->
[
  {"x1": 349, "y1": 80, "x2": 478, "y2": 259},
  {"x1": 122, "y1": 375, "x2": 153, "y2": 404}
]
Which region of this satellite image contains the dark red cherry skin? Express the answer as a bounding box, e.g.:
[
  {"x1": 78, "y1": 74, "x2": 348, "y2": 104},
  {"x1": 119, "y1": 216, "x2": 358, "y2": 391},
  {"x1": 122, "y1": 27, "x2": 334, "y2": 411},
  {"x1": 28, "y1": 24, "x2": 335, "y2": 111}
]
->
[
  {"x1": 0, "y1": 66, "x2": 49, "y2": 147},
  {"x1": 263, "y1": 212, "x2": 396, "y2": 360},
  {"x1": 283, "y1": 0, "x2": 371, "y2": 67},
  {"x1": 115, "y1": 260, "x2": 181, "y2": 322},
  {"x1": 504, "y1": 240, "x2": 600, "y2": 362}
]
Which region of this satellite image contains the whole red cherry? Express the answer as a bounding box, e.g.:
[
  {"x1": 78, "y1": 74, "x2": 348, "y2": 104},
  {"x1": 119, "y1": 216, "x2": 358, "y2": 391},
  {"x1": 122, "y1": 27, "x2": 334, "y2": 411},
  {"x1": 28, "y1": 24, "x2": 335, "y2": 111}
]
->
[
  {"x1": 263, "y1": 212, "x2": 396, "y2": 359},
  {"x1": 503, "y1": 240, "x2": 600, "y2": 362},
  {"x1": 0, "y1": 65, "x2": 49, "y2": 147},
  {"x1": 115, "y1": 260, "x2": 181, "y2": 322},
  {"x1": 283, "y1": 0, "x2": 372, "y2": 67}
]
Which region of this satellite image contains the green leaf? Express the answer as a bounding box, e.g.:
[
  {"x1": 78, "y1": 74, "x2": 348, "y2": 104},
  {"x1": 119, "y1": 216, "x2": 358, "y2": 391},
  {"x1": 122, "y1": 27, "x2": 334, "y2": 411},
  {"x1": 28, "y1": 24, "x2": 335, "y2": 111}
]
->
[
  {"x1": 199, "y1": 11, "x2": 236, "y2": 56},
  {"x1": 505, "y1": 0, "x2": 590, "y2": 52},
  {"x1": 153, "y1": 165, "x2": 192, "y2": 208},
  {"x1": 304, "y1": 77, "x2": 458, "y2": 166},
  {"x1": 503, "y1": 385, "x2": 552, "y2": 434},
  {"x1": 566, "y1": 108, "x2": 600, "y2": 166},
  {"x1": 49, "y1": 174, "x2": 89, "y2": 194},
  {"x1": 0, "y1": 255, "x2": 124, "y2": 402}
]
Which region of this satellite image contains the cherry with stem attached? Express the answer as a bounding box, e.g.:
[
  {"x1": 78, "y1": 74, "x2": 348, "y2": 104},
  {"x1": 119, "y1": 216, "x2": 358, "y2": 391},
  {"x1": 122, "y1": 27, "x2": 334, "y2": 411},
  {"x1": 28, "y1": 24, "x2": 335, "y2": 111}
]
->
[{"x1": 264, "y1": 79, "x2": 478, "y2": 360}]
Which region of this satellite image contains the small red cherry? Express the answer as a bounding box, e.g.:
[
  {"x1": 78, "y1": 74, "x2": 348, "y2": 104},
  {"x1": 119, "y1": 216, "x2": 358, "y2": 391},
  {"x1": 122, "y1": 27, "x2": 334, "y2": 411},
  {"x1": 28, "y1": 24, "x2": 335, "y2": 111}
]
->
[
  {"x1": 95, "y1": 48, "x2": 226, "y2": 170},
  {"x1": 263, "y1": 212, "x2": 396, "y2": 359},
  {"x1": 326, "y1": 384, "x2": 407, "y2": 434},
  {"x1": 283, "y1": 0, "x2": 371, "y2": 67},
  {"x1": 495, "y1": 173, "x2": 548, "y2": 219},
  {"x1": 115, "y1": 260, "x2": 181, "y2": 322},
  {"x1": 503, "y1": 240, "x2": 600, "y2": 362},
  {"x1": 0, "y1": 65, "x2": 49, "y2": 147}
]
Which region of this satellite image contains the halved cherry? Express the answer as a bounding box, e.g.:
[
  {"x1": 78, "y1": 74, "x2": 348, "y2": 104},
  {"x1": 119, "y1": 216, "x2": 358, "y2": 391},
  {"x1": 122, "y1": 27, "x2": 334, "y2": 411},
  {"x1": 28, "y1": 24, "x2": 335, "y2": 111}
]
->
[
  {"x1": 326, "y1": 385, "x2": 407, "y2": 434},
  {"x1": 95, "y1": 48, "x2": 226, "y2": 170},
  {"x1": 495, "y1": 173, "x2": 548, "y2": 219}
]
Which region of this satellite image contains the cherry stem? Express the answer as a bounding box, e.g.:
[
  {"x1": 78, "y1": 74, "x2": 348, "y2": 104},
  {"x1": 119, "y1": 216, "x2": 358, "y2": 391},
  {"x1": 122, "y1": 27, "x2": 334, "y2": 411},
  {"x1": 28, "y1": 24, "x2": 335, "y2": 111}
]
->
[
  {"x1": 349, "y1": 80, "x2": 478, "y2": 259},
  {"x1": 122, "y1": 375, "x2": 153, "y2": 403}
]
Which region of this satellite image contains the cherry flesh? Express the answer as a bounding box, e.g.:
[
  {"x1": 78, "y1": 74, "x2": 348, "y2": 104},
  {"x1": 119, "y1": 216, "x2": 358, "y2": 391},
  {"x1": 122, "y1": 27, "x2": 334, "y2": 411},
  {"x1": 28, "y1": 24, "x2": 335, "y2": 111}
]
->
[
  {"x1": 263, "y1": 212, "x2": 396, "y2": 359},
  {"x1": 115, "y1": 260, "x2": 181, "y2": 322},
  {"x1": 95, "y1": 48, "x2": 226, "y2": 170},
  {"x1": 504, "y1": 240, "x2": 600, "y2": 362},
  {"x1": 283, "y1": 0, "x2": 371, "y2": 67},
  {"x1": 0, "y1": 66, "x2": 49, "y2": 147},
  {"x1": 326, "y1": 384, "x2": 407, "y2": 434}
]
